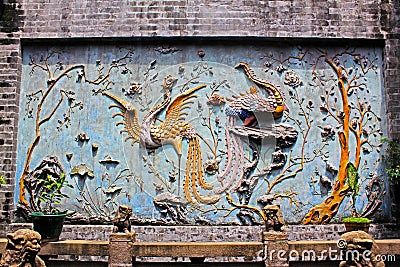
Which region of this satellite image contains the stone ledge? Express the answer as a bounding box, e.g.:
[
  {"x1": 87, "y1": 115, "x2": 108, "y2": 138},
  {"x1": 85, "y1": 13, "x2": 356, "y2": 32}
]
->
[
  {"x1": 1, "y1": 224, "x2": 399, "y2": 241},
  {"x1": 131, "y1": 242, "x2": 264, "y2": 258},
  {"x1": 1, "y1": 238, "x2": 399, "y2": 260}
]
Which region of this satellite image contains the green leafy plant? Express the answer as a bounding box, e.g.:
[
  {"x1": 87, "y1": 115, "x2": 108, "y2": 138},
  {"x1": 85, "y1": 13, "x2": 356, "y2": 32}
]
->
[
  {"x1": 382, "y1": 138, "x2": 400, "y2": 185},
  {"x1": 347, "y1": 162, "x2": 360, "y2": 217},
  {"x1": 342, "y1": 215, "x2": 371, "y2": 232},
  {"x1": 343, "y1": 162, "x2": 371, "y2": 221},
  {"x1": 38, "y1": 173, "x2": 72, "y2": 214},
  {"x1": 0, "y1": 175, "x2": 5, "y2": 185},
  {"x1": 342, "y1": 217, "x2": 371, "y2": 223}
]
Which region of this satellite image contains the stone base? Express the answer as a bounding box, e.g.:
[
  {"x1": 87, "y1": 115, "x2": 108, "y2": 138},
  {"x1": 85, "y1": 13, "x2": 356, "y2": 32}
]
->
[
  {"x1": 108, "y1": 232, "x2": 136, "y2": 267},
  {"x1": 263, "y1": 231, "x2": 289, "y2": 267},
  {"x1": 263, "y1": 231, "x2": 289, "y2": 241}
]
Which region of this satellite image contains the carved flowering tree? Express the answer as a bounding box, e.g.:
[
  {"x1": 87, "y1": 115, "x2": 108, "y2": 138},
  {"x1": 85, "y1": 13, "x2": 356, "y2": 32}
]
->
[
  {"x1": 258, "y1": 47, "x2": 383, "y2": 224},
  {"x1": 302, "y1": 49, "x2": 382, "y2": 224},
  {"x1": 18, "y1": 49, "x2": 134, "y2": 212}
]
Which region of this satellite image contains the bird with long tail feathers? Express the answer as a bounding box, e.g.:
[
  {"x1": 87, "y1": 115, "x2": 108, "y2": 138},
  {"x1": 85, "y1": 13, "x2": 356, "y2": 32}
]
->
[
  {"x1": 215, "y1": 86, "x2": 277, "y2": 194},
  {"x1": 103, "y1": 75, "x2": 219, "y2": 205},
  {"x1": 215, "y1": 62, "x2": 289, "y2": 194}
]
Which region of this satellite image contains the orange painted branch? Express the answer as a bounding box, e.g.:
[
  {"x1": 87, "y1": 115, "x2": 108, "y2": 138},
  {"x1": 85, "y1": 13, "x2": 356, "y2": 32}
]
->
[
  {"x1": 303, "y1": 55, "x2": 351, "y2": 224},
  {"x1": 18, "y1": 135, "x2": 40, "y2": 206}
]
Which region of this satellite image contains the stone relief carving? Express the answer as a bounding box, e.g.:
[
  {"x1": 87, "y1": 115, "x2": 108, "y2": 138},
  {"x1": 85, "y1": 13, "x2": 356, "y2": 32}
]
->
[{"x1": 15, "y1": 45, "x2": 386, "y2": 225}]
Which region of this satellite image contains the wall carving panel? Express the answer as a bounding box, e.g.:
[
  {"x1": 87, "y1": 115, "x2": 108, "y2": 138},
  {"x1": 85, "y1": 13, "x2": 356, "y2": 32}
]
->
[{"x1": 15, "y1": 42, "x2": 387, "y2": 225}]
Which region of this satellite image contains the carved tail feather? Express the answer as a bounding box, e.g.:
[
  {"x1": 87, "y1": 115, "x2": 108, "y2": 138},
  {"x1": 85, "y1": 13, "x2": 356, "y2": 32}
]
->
[
  {"x1": 217, "y1": 117, "x2": 235, "y2": 183},
  {"x1": 102, "y1": 91, "x2": 141, "y2": 145},
  {"x1": 184, "y1": 136, "x2": 219, "y2": 205},
  {"x1": 231, "y1": 135, "x2": 245, "y2": 192},
  {"x1": 214, "y1": 132, "x2": 242, "y2": 194},
  {"x1": 192, "y1": 136, "x2": 212, "y2": 190}
]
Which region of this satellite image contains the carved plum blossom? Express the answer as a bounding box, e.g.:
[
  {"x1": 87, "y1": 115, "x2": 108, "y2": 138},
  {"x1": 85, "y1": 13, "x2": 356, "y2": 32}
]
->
[
  {"x1": 320, "y1": 125, "x2": 335, "y2": 140},
  {"x1": 284, "y1": 70, "x2": 302, "y2": 88},
  {"x1": 264, "y1": 61, "x2": 272, "y2": 67},
  {"x1": 206, "y1": 94, "x2": 226, "y2": 106},
  {"x1": 276, "y1": 64, "x2": 287, "y2": 73},
  {"x1": 204, "y1": 159, "x2": 219, "y2": 175},
  {"x1": 124, "y1": 82, "x2": 142, "y2": 97}
]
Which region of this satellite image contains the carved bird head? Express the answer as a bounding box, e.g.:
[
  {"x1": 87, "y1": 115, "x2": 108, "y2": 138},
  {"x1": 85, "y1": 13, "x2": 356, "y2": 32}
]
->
[{"x1": 234, "y1": 62, "x2": 249, "y2": 70}]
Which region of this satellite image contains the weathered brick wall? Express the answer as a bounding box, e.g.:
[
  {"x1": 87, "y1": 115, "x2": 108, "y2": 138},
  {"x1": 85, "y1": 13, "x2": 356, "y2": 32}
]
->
[
  {"x1": 0, "y1": 0, "x2": 399, "y2": 228},
  {"x1": 0, "y1": 1, "x2": 23, "y2": 223},
  {"x1": 21, "y1": 0, "x2": 384, "y2": 38},
  {"x1": 385, "y1": 0, "x2": 400, "y2": 139},
  {"x1": 3, "y1": 224, "x2": 400, "y2": 242}
]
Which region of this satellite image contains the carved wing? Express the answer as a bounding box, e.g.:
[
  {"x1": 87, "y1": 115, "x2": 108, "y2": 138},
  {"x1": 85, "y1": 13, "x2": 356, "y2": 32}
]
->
[
  {"x1": 164, "y1": 84, "x2": 207, "y2": 126},
  {"x1": 102, "y1": 91, "x2": 141, "y2": 145},
  {"x1": 229, "y1": 94, "x2": 276, "y2": 113}
]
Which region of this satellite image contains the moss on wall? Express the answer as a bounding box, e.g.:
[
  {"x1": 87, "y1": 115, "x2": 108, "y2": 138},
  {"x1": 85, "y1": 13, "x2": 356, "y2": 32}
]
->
[{"x1": 0, "y1": 1, "x2": 22, "y2": 33}]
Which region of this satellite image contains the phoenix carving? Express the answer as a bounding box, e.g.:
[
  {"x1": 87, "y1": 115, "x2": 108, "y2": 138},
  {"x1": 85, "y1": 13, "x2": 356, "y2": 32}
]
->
[
  {"x1": 103, "y1": 75, "x2": 219, "y2": 205},
  {"x1": 215, "y1": 86, "x2": 277, "y2": 194},
  {"x1": 215, "y1": 62, "x2": 290, "y2": 194}
]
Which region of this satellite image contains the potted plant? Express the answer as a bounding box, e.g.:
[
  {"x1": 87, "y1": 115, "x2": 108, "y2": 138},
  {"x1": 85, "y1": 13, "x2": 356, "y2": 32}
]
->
[
  {"x1": 342, "y1": 217, "x2": 372, "y2": 232},
  {"x1": 29, "y1": 173, "x2": 73, "y2": 242},
  {"x1": 342, "y1": 162, "x2": 371, "y2": 232},
  {"x1": 382, "y1": 138, "x2": 400, "y2": 223}
]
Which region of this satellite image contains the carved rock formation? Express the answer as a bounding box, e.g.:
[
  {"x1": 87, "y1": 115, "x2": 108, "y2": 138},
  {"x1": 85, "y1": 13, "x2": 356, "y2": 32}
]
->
[
  {"x1": 153, "y1": 192, "x2": 190, "y2": 224},
  {"x1": 269, "y1": 150, "x2": 287, "y2": 171},
  {"x1": 236, "y1": 148, "x2": 260, "y2": 204},
  {"x1": 23, "y1": 155, "x2": 64, "y2": 213},
  {"x1": 320, "y1": 176, "x2": 333, "y2": 190},
  {"x1": 230, "y1": 123, "x2": 298, "y2": 148},
  {"x1": 360, "y1": 173, "x2": 385, "y2": 218}
]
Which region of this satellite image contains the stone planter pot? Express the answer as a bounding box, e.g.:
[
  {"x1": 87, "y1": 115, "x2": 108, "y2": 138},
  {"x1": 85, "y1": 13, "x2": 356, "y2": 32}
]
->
[{"x1": 343, "y1": 222, "x2": 371, "y2": 233}]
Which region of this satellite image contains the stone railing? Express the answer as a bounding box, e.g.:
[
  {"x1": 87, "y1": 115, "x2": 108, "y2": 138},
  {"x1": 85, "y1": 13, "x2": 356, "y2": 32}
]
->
[{"x1": 1, "y1": 228, "x2": 400, "y2": 266}]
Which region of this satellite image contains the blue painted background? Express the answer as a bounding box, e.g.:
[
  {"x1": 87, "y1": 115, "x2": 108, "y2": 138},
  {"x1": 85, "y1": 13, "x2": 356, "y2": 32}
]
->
[{"x1": 16, "y1": 43, "x2": 387, "y2": 224}]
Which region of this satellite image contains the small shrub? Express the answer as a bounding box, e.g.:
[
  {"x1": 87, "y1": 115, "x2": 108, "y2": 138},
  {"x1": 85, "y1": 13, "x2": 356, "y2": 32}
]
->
[
  {"x1": 342, "y1": 217, "x2": 371, "y2": 223},
  {"x1": 38, "y1": 173, "x2": 72, "y2": 214}
]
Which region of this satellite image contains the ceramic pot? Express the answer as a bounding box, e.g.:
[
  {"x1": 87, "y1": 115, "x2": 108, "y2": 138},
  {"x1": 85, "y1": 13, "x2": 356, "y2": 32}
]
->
[{"x1": 29, "y1": 212, "x2": 68, "y2": 242}]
